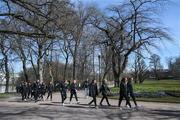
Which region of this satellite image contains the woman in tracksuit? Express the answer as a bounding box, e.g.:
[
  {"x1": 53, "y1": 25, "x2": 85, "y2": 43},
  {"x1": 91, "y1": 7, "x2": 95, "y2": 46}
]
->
[
  {"x1": 88, "y1": 80, "x2": 98, "y2": 108},
  {"x1": 118, "y1": 78, "x2": 131, "y2": 109},
  {"x1": 99, "y1": 80, "x2": 111, "y2": 106},
  {"x1": 126, "y1": 77, "x2": 137, "y2": 107}
]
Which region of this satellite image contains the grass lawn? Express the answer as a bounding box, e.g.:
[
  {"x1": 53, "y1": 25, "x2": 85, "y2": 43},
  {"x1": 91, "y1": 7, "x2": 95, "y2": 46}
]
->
[
  {"x1": 110, "y1": 80, "x2": 180, "y2": 103},
  {"x1": 111, "y1": 80, "x2": 180, "y2": 93},
  {"x1": 0, "y1": 93, "x2": 17, "y2": 99}
]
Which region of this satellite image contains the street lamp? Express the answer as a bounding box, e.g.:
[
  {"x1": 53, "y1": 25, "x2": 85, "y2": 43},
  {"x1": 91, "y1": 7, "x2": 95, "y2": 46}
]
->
[{"x1": 98, "y1": 54, "x2": 101, "y2": 86}]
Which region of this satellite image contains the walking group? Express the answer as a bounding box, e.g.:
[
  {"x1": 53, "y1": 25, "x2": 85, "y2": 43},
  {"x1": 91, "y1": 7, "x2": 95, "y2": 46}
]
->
[
  {"x1": 84, "y1": 77, "x2": 138, "y2": 109},
  {"x1": 17, "y1": 77, "x2": 138, "y2": 109},
  {"x1": 17, "y1": 80, "x2": 54, "y2": 102}
]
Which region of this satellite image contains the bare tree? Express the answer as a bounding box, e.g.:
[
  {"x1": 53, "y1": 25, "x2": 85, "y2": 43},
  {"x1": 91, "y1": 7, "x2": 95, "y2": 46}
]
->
[
  {"x1": 90, "y1": 0, "x2": 171, "y2": 86},
  {"x1": 131, "y1": 51, "x2": 149, "y2": 83},
  {"x1": 149, "y1": 54, "x2": 162, "y2": 80},
  {"x1": 100, "y1": 45, "x2": 112, "y2": 82},
  {"x1": 0, "y1": 35, "x2": 12, "y2": 93},
  {"x1": 167, "y1": 56, "x2": 180, "y2": 79},
  {"x1": 58, "y1": 34, "x2": 72, "y2": 80},
  {"x1": 69, "y1": 5, "x2": 93, "y2": 80},
  {"x1": 11, "y1": 35, "x2": 30, "y2": 82}
]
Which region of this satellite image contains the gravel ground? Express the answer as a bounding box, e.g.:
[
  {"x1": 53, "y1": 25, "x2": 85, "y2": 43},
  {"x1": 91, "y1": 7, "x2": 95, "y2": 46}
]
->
[{"x1": 0, "y1": 91, "x2": 179, "y2": 120}]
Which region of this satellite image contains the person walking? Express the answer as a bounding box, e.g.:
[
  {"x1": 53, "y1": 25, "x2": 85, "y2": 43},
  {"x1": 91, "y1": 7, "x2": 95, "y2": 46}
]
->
[
  {"x1": 118, "y1": 78, "x2": 131, "y2": 109},
  {"x1": 21, "y1": 81, "x2": 28, "y2": 101},
  {"x1": 99, "y1": 80, "x2": 111, "y2": 106},
  {"x1": 40, "y1": 82, "x2": 46, "y2": 101},
  {"x1": 61, "y1": 80, "x2": 68, "y2": 105},
  {"x1": 33, "y1": 80, "x2": 41, "y2": 102},
  {"x1": 46, "y1": 81, "x2": 53, "y2": 101},
  {"x1": 31, "y1": 81, "x2": 36, "y2": 101},
  {"x1": 88, "y1": 80, "x2": 98, "y2": 108},
  {"x1": 126, "y1": 77, "x2": 138, "y2": 107},
  {"x1": 69, "y1": 80, "x2": 79, "y2": 104},
  {"x1": 27, "y1": 82, "x2": 32, "y2": 99},
  {"x1": 83, "y1": 80, "x2": 89, "y2": 98}
]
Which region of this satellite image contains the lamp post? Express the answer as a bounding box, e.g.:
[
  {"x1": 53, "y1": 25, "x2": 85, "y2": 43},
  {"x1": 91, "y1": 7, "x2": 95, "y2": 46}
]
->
[{"x1": 98, "y1": 54, "x2": 101, "y2": 87}]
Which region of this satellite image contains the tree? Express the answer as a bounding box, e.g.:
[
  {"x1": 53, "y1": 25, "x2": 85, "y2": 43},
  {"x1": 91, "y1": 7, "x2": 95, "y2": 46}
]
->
[
  {"x1": 11, "y1": 35, "x2": 30, "y2": 82},
  {"x1": 0, "y1": 35, "x2": 12, "y2": 93},
  {"x1": 0, "y1": 0, "x2": 53, "y2": 38},
  {"x1": 167, "y1": 56, "x2": 180, "y2": 79},
  {"x1": 131, "y1": 50, "x2": 149, "y2": 83},
  {"x1": 90, "y1": 0, "x2": 171, "y2": 86},
  {"x1": 100, "y1": 45, "x2": 112, "y2": 82},
  {"x1": 149, "y1": 54, "x2": 162, "y2": 80},
  {"x1": 67, "y1": 3, "x2": 94, "y2": 80}
]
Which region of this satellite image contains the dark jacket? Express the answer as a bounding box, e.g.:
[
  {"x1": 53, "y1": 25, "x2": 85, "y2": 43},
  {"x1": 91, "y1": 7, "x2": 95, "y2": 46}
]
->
[
  {"x1": 119, "y1": 82, "x2": 127, "y2": 95},
  {"x1": 127, "y1": 82, "x2": 133, "y2": 93},
  {"x1": 27, "y1": 84, "x2": 32, "y2": 93},
  {"x1": 31, "y1": 82, "x2": 37, "y2": 93},
  {"x1": 61, "y1": 82, "x2": 68, "y2": 93},
  {"x1": 47, "y1": 84, "x2": 53, "y2": 92},
  {"x1": 99, "y1": 83, "x2": 110, "y2": 96},
  {"x1": 19, "y1": 83, "x2": 23, "y2": 93},
  {"x1": 22, "y1": 84, "x2": 27, "y2": 94},
  {"x1": 70, "y1": 83, "x2": 78, "y2": 93},
  {"x1": 83, "y1": 81, "x2": 89, "y2": 88},
  {"x1": 41, "y1": 84, "x2": 46, "y2": 95},
  {"x1": 89, "y1": 83, "x2": 98, "y2": 97}
]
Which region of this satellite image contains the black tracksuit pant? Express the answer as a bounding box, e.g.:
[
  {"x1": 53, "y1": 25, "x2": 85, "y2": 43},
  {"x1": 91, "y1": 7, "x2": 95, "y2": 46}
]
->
[
  {"x1": 22, "y1": 91, "x2": 27, "y2": 100},
  {"x1": 34, "y1": 91, "x2": 39, "y2": 102},
  {"x1": 118, "y1": 93, "x2": 131, "y2": 108},
  {"x1": 89, "y1": 96, "x2": 97, "y2": 107},
  {"x1": 61, "y1": 91, "x2": 67, "y2": 103},
  {"x1": 126, "y1": 92, "x2": 137, "y2": 106},
  {"x1": 70, "y1": 92, "x2": 78, "y2": 102},
  {"x1": 100, "y1": 95, "x2": 110, "y2": 105},
  {"x1": 47, "y1": 91, "x2": 52, "y2": 100}
]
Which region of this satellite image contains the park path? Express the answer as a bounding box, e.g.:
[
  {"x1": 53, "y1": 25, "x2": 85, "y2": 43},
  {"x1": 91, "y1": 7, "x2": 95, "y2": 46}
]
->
[{"x1": 0, "y1": 91, "x2": 179, "y2": 120}]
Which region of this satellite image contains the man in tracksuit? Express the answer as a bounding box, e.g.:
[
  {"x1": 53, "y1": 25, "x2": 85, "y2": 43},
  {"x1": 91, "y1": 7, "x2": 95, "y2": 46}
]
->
[
  {"x1": 46, "y1": 81, "x2": 53, "y2": 101},
  {"x1": 118, "y1": 78, "x2": 131, "y2": 109},
  {"x1": 126, "y1": 77, "x2": 137, "y2": 107},
  {"x1": 33, "y1": 80, "x2": 41, "y2": 102},
  {"x1": 59, "y1": 80, "x2": 68, "y2": 105},
  {"x1": 21, "y1": 82, "x2": 28, "y2": 101},
  {"x1": 88, "y1": 80, "x2": 98, "y2": 108},
  {"x1": 99, "y1": 80, "x2": 111, "y2": 106},
  {"x1": 69, "y1": 80, "x2": 79, "y2": 104}
]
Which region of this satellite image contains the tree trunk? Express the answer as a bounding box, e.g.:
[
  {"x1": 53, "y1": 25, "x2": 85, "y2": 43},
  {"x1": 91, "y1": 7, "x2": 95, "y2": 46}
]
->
[
  {"x1": 114, "y1": 74, "x2": 120, "y2": 87},
  {"x1": 39, "y1": 58, "x2": 43, "y2": 83},
  {"x1": 22, "y1": 60, "x2": 28, "y2": 82},
  {"x1": 112, "y1": 51, "x2": 120, "y2": 87},
  {"x1": 4, "y1": 55, "x2": 10, "y2": 93},
  {"x1": 0, "y1": 42, "x2": 10, "y2": 93},
  {"x1": 93, "y1": 45, "x2": 95, "y2": 80},
  {"x1": 49, "y1": 64, "x2": 53, "y2": 83},
  {"x1": 72, "y1": 42, "x2": 78, "y2": 80},
  {"x1": 63, "y1": 55, "x2": 69, "y2": 80},
  {"x1": 37, "y1": 44, "x2": 43, "y2": 83}
]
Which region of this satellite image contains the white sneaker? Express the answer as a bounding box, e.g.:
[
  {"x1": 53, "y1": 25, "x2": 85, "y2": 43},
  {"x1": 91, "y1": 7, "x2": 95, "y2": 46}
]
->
[
  {"x1": 125, "y1": 105, "x2": 131, "y2": 108},
  {"x1": 77, "y1": 101, "x2": 80, "y2": 104},
  {"x1": 119, "y1": 107, "x2": 123, "y2": 110},
  {"x1": 62, "y1": 103, "x2": 65, "y2": 106}
]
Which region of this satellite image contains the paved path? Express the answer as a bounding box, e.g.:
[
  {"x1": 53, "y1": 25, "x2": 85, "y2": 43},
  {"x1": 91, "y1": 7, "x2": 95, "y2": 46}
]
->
[{"x1": 0, "y1": 91, "x2": 180, "y2": 120}]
